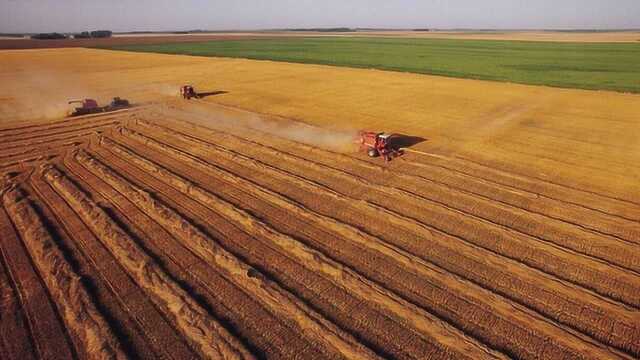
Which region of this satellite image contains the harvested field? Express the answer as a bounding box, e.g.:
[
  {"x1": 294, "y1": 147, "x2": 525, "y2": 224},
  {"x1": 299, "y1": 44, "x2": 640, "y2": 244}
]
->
[{"x1": 1, "y1": 48, "x2": 639, "y2": 359}]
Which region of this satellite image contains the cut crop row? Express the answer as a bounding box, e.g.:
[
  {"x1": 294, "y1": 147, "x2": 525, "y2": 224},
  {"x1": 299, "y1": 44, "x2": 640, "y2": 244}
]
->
[
  {"x1": 120, "y1": 122, "x2": 640, "y2": 357},
  {"x1": 99, "y1": 134, "x2": 627, "y2": 359}
]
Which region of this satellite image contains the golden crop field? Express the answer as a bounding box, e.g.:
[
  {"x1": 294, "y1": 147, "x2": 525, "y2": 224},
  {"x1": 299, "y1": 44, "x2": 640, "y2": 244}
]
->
[{"x1": 1, "y1": 48, "x2": 639, "y2": 359}]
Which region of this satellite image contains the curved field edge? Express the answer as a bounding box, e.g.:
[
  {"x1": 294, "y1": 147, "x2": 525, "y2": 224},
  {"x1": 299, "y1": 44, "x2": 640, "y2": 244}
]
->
[{"x1": 102, "y1": 37, "x2": 640, "y2": 94}]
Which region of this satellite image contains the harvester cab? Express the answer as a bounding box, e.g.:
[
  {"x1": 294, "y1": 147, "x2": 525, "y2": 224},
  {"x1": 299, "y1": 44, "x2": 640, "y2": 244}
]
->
[
  {"x1": 180, "y1": 85, "x2": 198, "y2": 100},
  {"x1": 68, "y1": 99, "x2": 101, "y2": 116},
  {"x1": 356, "y1": 131, "x2": 399, "y2": 161}
]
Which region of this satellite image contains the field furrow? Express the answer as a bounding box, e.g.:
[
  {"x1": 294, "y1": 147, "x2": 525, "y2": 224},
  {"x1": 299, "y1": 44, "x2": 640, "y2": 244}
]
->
[
  {"x1": 0, "y1": 114, "x2": 128, "y2": 140},
  {"x1": 0, "y1": 138, "x2": 85, "y2": 160},
  {"x1": 28, "y1": 171, "x2": 199, "y2": 359},
  {"x1": 66, "y1": 149, "x2": 380, "y2": 360},
  {"x1": 75, "y1": 146, "x2": 502, "y2": 360},
  {"x1": 1, "y1": 122, "x2": 118, "y2": 146},
  {"x1": 448, "y1": 154, "x2": 640, "y2": 212},
  {"x1": 1, "y1": 185, "x2": 127, "y2": 359},
  {"x1": 85, "y1": 145, "x2": 443, "y2": 360},
  {"x1": 2, "y1": 72, "x2": 638, "y2": 358},
  {"x1": 0, "y1": 192, "x2": 77, "y2": 359},
  {"x1": 140, "y1": 118, "x2": 640, "y2": 276},
  {"x1": 119, "y1": 121, "x2": 640, "y2": 356},
  {"x1": 97, "y1": 133, "x2": 631, "y2": 359},
  {"x1": 0, "y1": 212, "x2": 38, "y2": 360},
  {"x1": 42, "y1": 165, "x2": 256, "y2": 360},
  {"x1": 148, "y1": 114, "x2": 640, "y2": 245}
]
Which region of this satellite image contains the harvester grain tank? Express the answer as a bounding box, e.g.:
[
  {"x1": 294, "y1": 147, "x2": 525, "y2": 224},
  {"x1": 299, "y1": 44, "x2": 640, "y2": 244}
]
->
[{"x1": 68, "y1": 99, "x2": 101, "y2": 116}]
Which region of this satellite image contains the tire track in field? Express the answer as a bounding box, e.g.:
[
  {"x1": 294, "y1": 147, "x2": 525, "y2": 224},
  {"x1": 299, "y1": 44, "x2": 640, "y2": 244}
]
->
[
  {"x1": 1, "y1": 185, "x2": 127, "y2": 360},
  {"x1": 119, "y1": 123, "x2": 640, "y2": 357},
  {"x1": 98, "y1": 134, "x2": 631, "y2": 360},
  {"x1": 64, "y1": 152, "x2": 357, "y2": 360},
  {"x1": 42, "y1": 165, "x2": 257, "y2": 360},
  {"x1": 74, "y1": 146, "x2": 504, "y2": 360}
]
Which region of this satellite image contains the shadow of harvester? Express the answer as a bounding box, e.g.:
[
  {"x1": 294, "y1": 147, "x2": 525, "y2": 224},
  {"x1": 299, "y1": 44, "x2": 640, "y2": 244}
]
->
[
  {"x1": 388, "y1": 134, "x2": 427, "y2": 150},
  {"x1": 197, "y1": 90, "x2": 228, "y2": 98}
]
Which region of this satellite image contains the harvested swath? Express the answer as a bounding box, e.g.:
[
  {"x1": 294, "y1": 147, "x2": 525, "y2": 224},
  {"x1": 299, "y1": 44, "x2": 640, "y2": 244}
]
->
[
  {"x1": 0, "y1": 116, "x2": 124, "y2": 142},
  {"x1": 1, "y1": 185, "x2": 127, "y2": 360},
  {"x1": 62, "y1": 155, "x2": 334, "y2": 359},
  {"x1": 87, "y1": 144, "x2": 450, "y2": 359},
  {"x1": 443, "y1": 155, "x2": 640, "y2": 220},
  {"x1": 28, "y1": 172, "x2": 191, "y2": 359},
  {"x1": 121, "y1": 122, "x2": 640, "y2": 356},
  {"x1": 152, "y1": 113, "x2": 640, "y2": 236},
  {"x1": 0, "y1": 226, "x2": 37, "y2": 360},
  {"x1": 99, "y1": 135, "x2": 630, "y2": 359},
  {"x1": 179, "y1": 116, "x2": 640, "y2": 248},
  {"x1": 74, "y1": 147, "x2": 505, "y2": 360},
  {"x1": 0, "y1": 199, "x2": 75, "y2": 359},
  {"x1": 173, "y1": 120, "x2": 640, "y2": 299},
  {"x1": 72, "y1": 149, "x2": 380, "y2": 360},
  {"x1": 1, "y1": 123, "x2": 117, "y2": 147},
  {"x1": 41, "y1": 165, "x2": 256, "y2": 360}
]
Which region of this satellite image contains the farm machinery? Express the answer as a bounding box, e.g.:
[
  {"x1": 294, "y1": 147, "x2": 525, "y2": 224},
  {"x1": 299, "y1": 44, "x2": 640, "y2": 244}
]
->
[
  {"x1": 67, "y1": 97, "x2": 130, "y2": 117},
  {"x1": 356, "y1": 131, "x2": 402, "y2": 161},
  {"x1": 180, "y1": 85, "x2": 198, "y2": 100}
]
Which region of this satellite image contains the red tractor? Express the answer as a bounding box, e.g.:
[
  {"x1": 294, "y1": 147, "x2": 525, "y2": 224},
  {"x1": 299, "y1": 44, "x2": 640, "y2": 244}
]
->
[
  {"x1": 180, "y1": 85, "x2": 198, "y2": 100},
  {"x1": 356, "y1": 131, "x2": 400, "y2": 161}
]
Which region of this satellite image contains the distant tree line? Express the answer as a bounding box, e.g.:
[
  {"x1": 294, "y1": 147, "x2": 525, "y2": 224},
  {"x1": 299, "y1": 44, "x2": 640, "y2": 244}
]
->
[
  {"x1": 286, "y1": 28, "x2": 354, "y2": 32},
  {"x1": 31, "y1": 32, "x2": 67, "y2": 39},
  {"x1": 30, "y1": 30, "x2": 112, "y2": 40}
]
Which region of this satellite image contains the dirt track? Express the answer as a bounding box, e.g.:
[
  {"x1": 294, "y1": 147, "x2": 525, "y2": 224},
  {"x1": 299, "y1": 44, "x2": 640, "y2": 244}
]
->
[{"x1": 1, "y1": 99, "x2": 639, "y2": 359}]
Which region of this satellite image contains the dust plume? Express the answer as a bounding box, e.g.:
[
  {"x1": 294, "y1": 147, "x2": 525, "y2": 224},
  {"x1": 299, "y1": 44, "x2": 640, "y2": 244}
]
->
[
  {"x1": 0, "y1": 70, "x2": 94, "y2": 123},
  {"x1": 152, "y1": 101, "x2": 359, "y2": 153}
]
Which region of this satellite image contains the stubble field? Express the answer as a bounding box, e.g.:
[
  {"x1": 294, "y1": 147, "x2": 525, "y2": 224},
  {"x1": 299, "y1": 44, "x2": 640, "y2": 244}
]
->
[{"x1": 1, "y1": 48, "x2": 639, "y2": 359}]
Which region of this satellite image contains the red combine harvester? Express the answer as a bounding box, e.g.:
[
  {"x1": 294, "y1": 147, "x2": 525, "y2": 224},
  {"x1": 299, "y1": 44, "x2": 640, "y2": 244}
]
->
[
  {"x1": 356, "y1": 131, "x2": 401, "y2": 161},
  {"x1": 68, "y1": 99, "x2": 101, "y2": 116},
  {"x1": 68, "y1": 97, "x2": 130, "y2": 117},
  {"x1": 180, "y1": 85, "x2": 198, "y2": 100}
]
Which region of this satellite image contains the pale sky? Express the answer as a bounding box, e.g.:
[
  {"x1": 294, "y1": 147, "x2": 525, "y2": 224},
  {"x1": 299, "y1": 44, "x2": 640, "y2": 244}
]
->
[{"x1": 1, "y1": 0, "x2": 639, "y2": 33}]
